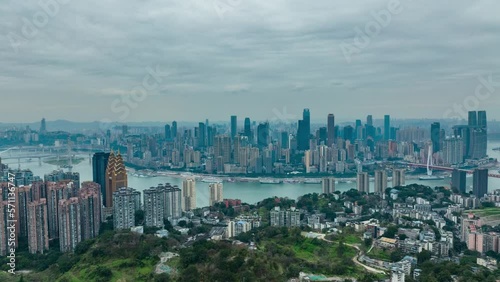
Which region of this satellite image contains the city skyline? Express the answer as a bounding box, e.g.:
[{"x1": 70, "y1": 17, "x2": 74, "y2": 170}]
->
[{"x1": 1, "y1": 1, "x2": 500, "y2": 122}]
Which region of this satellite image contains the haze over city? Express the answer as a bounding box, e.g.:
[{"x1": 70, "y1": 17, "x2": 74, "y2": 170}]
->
[{"x1": 2, "y1": 0, "x2": 500, "y2": 122}]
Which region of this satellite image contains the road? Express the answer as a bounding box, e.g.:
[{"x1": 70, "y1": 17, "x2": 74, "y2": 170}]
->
[{"x1": 316, "y1": 234, "x2": 387, "y2": 275}]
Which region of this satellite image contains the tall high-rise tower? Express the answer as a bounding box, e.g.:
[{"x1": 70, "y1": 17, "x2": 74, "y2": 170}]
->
[
  {"x1": 374, "y1": 170, "x2": 387, "y2": 194},
  {"x1": 297, "y1": 109, "x2": 311, "y2": 150},
  {"x1": 209, "y1": 183, "x2": 223, "y2": 206},
  {"x1": 327, "y1": 114, "x2": 335, "y2": 147},
  {"x1": 322, "y1": 177, "x2": 335, "y2": 194},
  {"x1": 478, "y1": 111, "x2": 487, "y2": 129},
  {"x1": 384, "y1": 115, "x2": 390, "y2": 140},
  {"x1": 393, "y1": 169, "x2": 406, "y2": 187},
  {"x1": 257, "y1": 122, "x2": 270, "y2": 149},
  {"x1": 40, "y1": 118, "x2": 47, "y2": 134},
  {"x1": 473, "y1": 169, "x2": 488, "y2": 198},
  {"x1": 451, "y1": 169, "x2": 467, "y2": 194},
  {"x1": 79, "y1": 182, "x2": 102, "y2": 241},
  {"x1": 231, "y1": 115, "x2": 237, "y2": 138},
  {"x1": 105, "y1": 151, "x2": 128, "y2": 208},
  {"x1": 357, "y1": 172, "x2": 370, "y2": 194},
  {"x1": 244, "y1": 117, "x2": 252, "y2": 142},
  {"x1": 164, "y1": 124, "x2": 171, "y2": 140},
  {"x1": 468, "y1": 111, "x2": 478, "y2": 127},
  {"x1": 468, "y1": 111, "x2": 487, "y2": 159},
  {"x1": 198, "y1": 122, "x2": 206, "y2": 148},
  {"x1": 367, "y1": 115, "x2": 373, "y2": 127},
  {"x1": 431, "y1": 122, "x2": 441, "y2": 152},
  {"x1": 172, "y1": 121, "x2": 178, "y2": 138},
  {"x1": 92, "y1": 152, "x2": 110, "y2": 205},
  {"x1": 182, "y1": 178, "x2": 196, "y2": 211}
]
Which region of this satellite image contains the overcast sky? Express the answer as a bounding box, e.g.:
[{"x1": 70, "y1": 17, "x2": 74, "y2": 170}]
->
[{"x1": 1, "y1": 0, "x2": 500, "y2": 123}]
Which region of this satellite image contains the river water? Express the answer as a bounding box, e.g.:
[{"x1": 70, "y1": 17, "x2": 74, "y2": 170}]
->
[{"x1": 3, "y1": 141, "x2": 500, "y2": 207}]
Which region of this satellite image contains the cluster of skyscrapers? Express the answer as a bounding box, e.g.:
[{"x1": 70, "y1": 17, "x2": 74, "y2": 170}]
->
[
  {"x1": 439, "y1": 111, "x2": 488, "y2": 164},
  {"x1": 1, "y1": 147, "x2": 229, "y2": 255},
  {"x1": 0, "y1": 179, "x2": 101, "y2": 255},
  {"x1": 119, "y1": 109, "x2": 489, "y2": 179}
]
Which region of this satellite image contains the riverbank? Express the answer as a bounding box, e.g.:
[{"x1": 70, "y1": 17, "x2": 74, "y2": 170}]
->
[{"x1": 127, "y1": 168, "x2": 446, "y2": 185}]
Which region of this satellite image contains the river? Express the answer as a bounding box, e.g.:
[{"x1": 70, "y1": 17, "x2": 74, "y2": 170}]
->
[{"x1": 2, "y1": 141, "x2": 500, "y2": 208}]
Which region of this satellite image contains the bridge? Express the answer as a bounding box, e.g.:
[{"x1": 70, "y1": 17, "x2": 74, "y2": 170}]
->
[
  {"x1": 402, "y1": 162, "x2": 500, "y2": 178},
  {"x1": 0, "y1": 145, "x2": 102, "y2": 167}
]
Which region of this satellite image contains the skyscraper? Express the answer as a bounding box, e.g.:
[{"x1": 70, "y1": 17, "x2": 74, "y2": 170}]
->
[
  {"x1": 105, "y1": 151, "x2": 128, "y2": 208},
  {"x1": 182, "y1": 178, "x2": 196, "y2": 211},
  {"x1": 198, "y1": 122, "x2": 206, "y2": 148},
  {"x1": 374, "y1": 170, "x2": 388, "y2": 195},
  {"x1": 281, "y1": 131, "x2": 289, "y2": 149},
  {"x1": 327, "y1": 114, "x2": 335, "y2": 147},
  {"x1": 393, "y1": 169, "x2": 406, "y2": 187},
  {"x1": 318, "y1": 127, "x2": 327, "y2": 145},
  {"x1": 244, "y1": 117, "x2": 252, "y2": 142},
  {"x1": 344, "y1": 126, "x2": 354, "y2": 142},
  {"x1": 451, "y1": 169, "x2": 467, "y2": 194},
  {"x1": 443, "y1": 137, "x2": 464, "y2": 165},
  {"x1": 257, "y1": 122, "x2": 270, "y2": 149},
  {"x1": 79, "y1": 182, "x2": 101, "y2": 241},
  {"x1": 159, "y1": 183, "x2": 182, "y2": 220},
  {"x1": 468, "y1": 111, "x2": 478, "y2": 127},
  {"x1": 209, "y1": 183, "x2": 223, "y2": 206},
  {"x1": 231, "y1": 115, "x2": 237, "y2": 138},
  {"x1": 473, "y1": 169, "x2": 488, "y2": 198},
  {"x1": 17, "y1": 186, "x2": 31, "y2": 238},
  {"x1": 357, "y1": 172, "x2": 369, "y2": 194},
  {"x1": 58, "y1": 197, "x2": 81, "y2": 252},
  {"x1": 297, "y1": 109, "x2": 311, "y2": 150},
  {"x1": 214, "y1": 135, "x2": 232, "y2": 164},
  {"x1": 144, "y1": 186, "x2": 165, "y2": 228},
  {"x1": 92, "y1": 152, "x2": 110, "y2": 205},
  {"x1": 47, "y1": 181, "x2": 70, "y2": 239},
  {"x1": 40, "y1": 118, "x2": 47, "y2": 134},
  {"x1": 321, "y1": 177, "x2": 335, "y2": 194},
  {"x1": 431, "y1": 122, "x2": 441, "y2": 152},
  {"x1": 469, "y1": 111, "x2": 488, "y2": 159},
  {"x1": 478, "y1": 111, "x2": 487, "y2": 128},
  {"x1": 113, "y1": 187, "x2": 141, "y2": 229},
  {"x1": 164, "y1": 124, "x2": 171, "y2": 140},
  {"x1": 27, "y1": 199, "x2": 49, "y2": 254},
  {"x1": 172, "y1": 121, "x2": 178, "y2": 138},
  {"x1": 367, "y1": 115, "x2": 373, "y2": 127},
  {"x1": 384, "y1": 115, "x2": 390, "y2": 140}
]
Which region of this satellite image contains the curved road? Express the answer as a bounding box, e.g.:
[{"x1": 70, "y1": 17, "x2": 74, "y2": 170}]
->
[{"x1": 315, "y1": 234, "x2": 387, "y2": 275}]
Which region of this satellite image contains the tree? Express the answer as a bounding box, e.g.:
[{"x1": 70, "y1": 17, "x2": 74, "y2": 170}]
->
[
  {"x1": 337, "y1": 241, "x2": 346, "y2": 257},
  {"x1": 417, "y1": 250, "x2": 432, "y2": 264},
  {"x1": 364, "y1": 238, "x2": 373, "y2": 248},
  {"x1": 135, "y1": 210, "x2": 145, "y2": 225},
  {"x1": 383, "y1": 226, "x2": 398, "y2": 239},
  {"x1": 390, "y1": 250, "x2": 404, "y2": 262},
  {"x1": 178, "y1": 220, "x2": 187, "y2": 228},
  {"x1": 153, "y1": 273, "x2": 171, "y2": 282}
]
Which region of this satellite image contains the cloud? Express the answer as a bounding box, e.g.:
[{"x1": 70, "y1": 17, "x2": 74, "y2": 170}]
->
[
  {"x1": 0, "y1": 0, "x2": 499, "y2": 122},
  {"x1": 224, "y1": 83, "x2": 251, "y2": 93}
]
